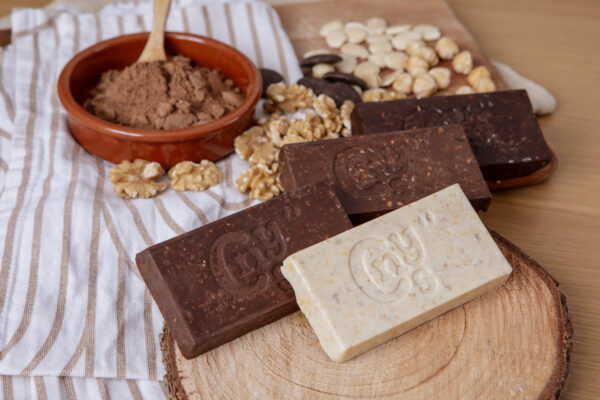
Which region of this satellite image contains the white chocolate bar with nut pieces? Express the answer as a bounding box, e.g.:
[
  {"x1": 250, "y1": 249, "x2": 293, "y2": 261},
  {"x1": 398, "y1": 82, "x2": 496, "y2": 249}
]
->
[{"x1": 281, "y1": 184, "x2": 512, "y2": 362}]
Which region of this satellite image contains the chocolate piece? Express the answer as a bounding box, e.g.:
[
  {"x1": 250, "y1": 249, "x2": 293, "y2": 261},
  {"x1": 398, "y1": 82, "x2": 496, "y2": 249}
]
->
[
  {"x1": 299, "y1": 53, "x2": 343, "y2": 67},
  {"x1": 136, "y1": 181, "x2": 352, "y2": 359},
  {"x1": 297, "y1": 76, "x2": 329, "y2": 95},
  {"x1": 260, "y1": 68, "x2": 284, "y2": 98},
  {"x1": 322, "y1": 82, "x2": 362, "y2": 107},
  {"x1": 279, "y1": 125, "x2": 491, "y2": 223},
  {"x1": 323, "y1": 71, "x2": 367, "y2": 89},
  {"x1": 350, "y1": 89, "x2": 552, "y2": 182},
  {"x1": 279, "y1": 125, "x2": 491, "y2": 222}
]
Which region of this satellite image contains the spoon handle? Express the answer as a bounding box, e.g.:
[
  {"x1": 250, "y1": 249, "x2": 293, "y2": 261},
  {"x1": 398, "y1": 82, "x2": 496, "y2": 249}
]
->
[{"x1": 137, "y1": 0, "x2": 171, "y2": 63}]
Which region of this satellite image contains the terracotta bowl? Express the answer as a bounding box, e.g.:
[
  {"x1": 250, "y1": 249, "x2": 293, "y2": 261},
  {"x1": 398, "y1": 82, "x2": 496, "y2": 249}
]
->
[{"x1": 58, "y1": 32, "x2": 262, "y2": 168}]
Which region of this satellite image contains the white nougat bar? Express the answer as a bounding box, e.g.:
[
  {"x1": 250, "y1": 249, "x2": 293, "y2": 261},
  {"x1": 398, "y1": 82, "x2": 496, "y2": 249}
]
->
[{"x1": 281, "y1": 184, "x2": 512, "y2": 362}]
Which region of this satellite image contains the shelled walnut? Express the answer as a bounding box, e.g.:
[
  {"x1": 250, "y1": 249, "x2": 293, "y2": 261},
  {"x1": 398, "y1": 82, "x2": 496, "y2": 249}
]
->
[
  {"x1": 110, "y1": 159, "x2": 168, "y2": 199},
  {"x1": 236, "y1": 164, "x2": 283, "y2": 201},
  {"x1": 313, "y1": 94, "x2": 343, "y2": 134},
  {"x1": 265, "y1": 83, "x2": 316, "y2": 113},
  {"x1": 235, "y1": 125, "x2": 279, "y2": 166},
  {"x1": 168, "y1": 160, "x2": 223, "y2": 191},
  {"x1": 234, "y1": 84, "x2": 354, "y2": 200},
  {"x1": 287, "y1": 113, "x2": 327, "y2": 141}
]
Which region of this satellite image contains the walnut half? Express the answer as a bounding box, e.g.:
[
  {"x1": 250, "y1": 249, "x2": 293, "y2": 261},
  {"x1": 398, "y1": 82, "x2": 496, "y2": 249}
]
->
[
  {"x1": 168, "y1": 160, "x2": 223, "y2": 191},
  {"x1": 235, "y1": 164, "x2": 282, "y2": 201},
  {"x1": 234, "y1": 126, "x2": 278, "y2": 166},
  {"x1": 110, "y1": 159, "x2": 168, "y2": 199}
]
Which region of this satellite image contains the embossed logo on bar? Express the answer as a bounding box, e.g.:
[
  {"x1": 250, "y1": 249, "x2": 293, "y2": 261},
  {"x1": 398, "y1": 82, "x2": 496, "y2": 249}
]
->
[
  {"x1": 333, "y1": 145, "x2": 407, "y2": 198},
  {"x1": 209, "y1": 202, "x2": 302, "y2": 297},
  {"x1": 348, "y1": 211, "x2": 440, "y2": 303}
]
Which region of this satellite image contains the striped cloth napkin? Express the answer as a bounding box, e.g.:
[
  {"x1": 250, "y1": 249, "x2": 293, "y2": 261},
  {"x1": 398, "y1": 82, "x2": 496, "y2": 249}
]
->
[{"x1": 0, "y1": 0, "x2": 301, "y2": 398}]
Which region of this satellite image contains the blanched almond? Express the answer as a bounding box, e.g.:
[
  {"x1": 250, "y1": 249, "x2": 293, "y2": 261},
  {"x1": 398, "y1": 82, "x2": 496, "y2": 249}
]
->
[
  {"x1": 354, "y1": 60, "x2": 380, "y2": 77},
  {"x1": 381, "y1": 69, "x2": 404, "y2": 87},
  {"x1": 326, "y1": 29, "x2": 347, "y2": 49},
  {"x1": 345, "y1": 26, "x2": 368, "y2": 44},
  {"x1": 320, "y1": 20, "x2": 344, "y2": 37},
  {"x1": 413, "y1": 24, "x2": 441, "y2": 41},
  {"x1": 334, "y1": 53, "x2": 358, "y2": 73},
  {"x1": 369, "y1": 41, "x2": 392, "y2": 54},
  {"x1": 368, "y1": 52, "x2": 387, "y2": 68},
  {"x1": 391, "y1": 31, "x2": 422, "y2": 51},
  {"x1": 341, "y1": 43, "x2": 370, "y2": 59},
  {"x1": 303, "y1": 48, "x2": 330, "y2": 59},
  {"x1": 366, "y1": 17, "x2": 387, "y2": 34},
  {"x1": 385, "y1": 24, "x2": 412, "y2": 35},
  {"x1": 384, "y1": 51, "x2": 408, "y2": 70}
]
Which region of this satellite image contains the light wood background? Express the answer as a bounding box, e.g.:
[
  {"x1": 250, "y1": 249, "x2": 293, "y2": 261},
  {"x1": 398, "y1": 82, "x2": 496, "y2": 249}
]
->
[{"x1": 0, "y1": 0, "x2": 599, "y2": 399}]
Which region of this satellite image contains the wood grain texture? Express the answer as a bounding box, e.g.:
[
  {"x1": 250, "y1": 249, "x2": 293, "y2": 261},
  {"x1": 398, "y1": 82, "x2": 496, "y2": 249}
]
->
[
  {"x1": 442, "y1": 1, "x2": 600, "y2": 399},
  {"x1": 161, "y1": 232, "x2": 571, "y2": 400}
]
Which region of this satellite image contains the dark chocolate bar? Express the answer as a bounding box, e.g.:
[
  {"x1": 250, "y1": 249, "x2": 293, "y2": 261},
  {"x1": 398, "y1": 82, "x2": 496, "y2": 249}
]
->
[
  {"x1": 350, "y1": 89, "x2": 552, "y2": 182},
  {"x1": 279, "y1": 125, "x2": 491, "y2": 223},
  {"x1": 136, "y1": 181, "x2": 352, "y2": 359}
]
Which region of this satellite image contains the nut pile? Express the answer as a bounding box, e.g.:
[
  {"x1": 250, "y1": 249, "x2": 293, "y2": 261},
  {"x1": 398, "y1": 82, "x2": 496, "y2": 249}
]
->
[
  {"x1": 109, "y1": 159, "x2": 222, "y2": 199},
  {"x1": 300, "y1": 17, "x2": 496, "y2": 101},
  {"x1": 234, "y1": 83, "x2": 354, "y2": 201}
]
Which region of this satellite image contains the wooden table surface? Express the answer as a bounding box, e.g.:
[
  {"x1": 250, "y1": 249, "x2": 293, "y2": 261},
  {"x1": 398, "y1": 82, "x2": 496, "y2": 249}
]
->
[
  {"x1": 441, "y1": 2, "x2": 600, "y2": 399},
  {"x1": 1, "y1": 0, "x2": 599, "y2": 399}
]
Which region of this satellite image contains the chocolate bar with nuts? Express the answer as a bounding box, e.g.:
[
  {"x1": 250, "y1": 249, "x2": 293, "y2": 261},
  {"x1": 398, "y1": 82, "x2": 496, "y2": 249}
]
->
[
  {"x1": 279, "y1": 125, "x2": 491, "y2": 223},
  {"x1": 136, "y1": 181, "x2": 352, "y2": 359},
  {"x1": 350, "y1": 89, "x2": 552, "y2": 183}
]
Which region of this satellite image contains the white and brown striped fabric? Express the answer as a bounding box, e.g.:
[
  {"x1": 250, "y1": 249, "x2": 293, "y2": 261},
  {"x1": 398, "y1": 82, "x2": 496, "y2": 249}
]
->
[{"x1": 0, "y1": 0, "x2": 301, "y2": 398}]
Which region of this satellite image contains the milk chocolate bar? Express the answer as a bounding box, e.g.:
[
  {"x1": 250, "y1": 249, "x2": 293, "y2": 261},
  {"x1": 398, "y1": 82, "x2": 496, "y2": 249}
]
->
[
  {"x1": 136, "y1": 181, "x2": 352, "y2": 359},
  {"x1": 350, "y1": 89, "x2": 552, "y2": 182},
  {"x1": 279, "y1": 125, "x2": 491, "y2": 223}
]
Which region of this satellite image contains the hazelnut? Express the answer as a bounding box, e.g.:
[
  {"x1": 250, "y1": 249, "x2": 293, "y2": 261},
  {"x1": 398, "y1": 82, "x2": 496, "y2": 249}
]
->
[
  {"x1": 392, "y1": 72, "x2": 413, "y2": 94},
  {"x1": 412, "y1": 73, "x2": 437, "y2": 98},
  {"x1": 435, "y1": 36, "x2": 459, "y2": 60},
  {"x1": 467, "y1": 66, "x2": 491, "y2": 86},
  {"x1": 455, "y1": 85, "x2": 475, "y2": 95},
  {"x1": 428, "y1": 67, "x2": 451, "y2": 89},
  {"x1": 452, "y1": 50, "x2": 473, "y2": 75},
  {"x1": 472, "y1": 77, "x2": 496, "y2": 93},
  {"x1": 406, "y1": 56, "x2": 429, "y2": 77}
]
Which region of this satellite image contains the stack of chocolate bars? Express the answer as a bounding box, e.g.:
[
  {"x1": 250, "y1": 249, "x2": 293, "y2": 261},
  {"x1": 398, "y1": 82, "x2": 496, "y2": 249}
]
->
[{"x1": 136, "y1": 89, "x2": 551, "y2": 362}]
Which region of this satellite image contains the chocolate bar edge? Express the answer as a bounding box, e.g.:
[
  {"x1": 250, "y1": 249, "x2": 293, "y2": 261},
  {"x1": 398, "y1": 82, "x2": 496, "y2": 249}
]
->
[
  {"x1": 135, "y1": 250, "x2": 198, "y2": 359},
  {"x1": 350, "y1": 89, "x2": 552, "y2": 182}
]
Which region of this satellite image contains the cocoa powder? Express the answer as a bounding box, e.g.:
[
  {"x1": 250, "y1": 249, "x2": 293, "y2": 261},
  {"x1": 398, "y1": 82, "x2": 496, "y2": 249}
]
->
[{"x1": 87, "y1": 55, "x2": 243, "y2": 130}]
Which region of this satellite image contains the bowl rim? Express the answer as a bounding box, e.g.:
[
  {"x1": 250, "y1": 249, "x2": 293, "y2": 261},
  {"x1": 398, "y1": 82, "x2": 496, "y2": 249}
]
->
[{"x1": 57, "y1": 31, "x2": 262, "y2": 143}]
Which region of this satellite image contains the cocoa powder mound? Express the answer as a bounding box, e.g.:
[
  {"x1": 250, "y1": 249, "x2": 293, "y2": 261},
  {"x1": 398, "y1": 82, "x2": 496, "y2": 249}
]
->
[{"x1": 87, "y1": 55, "x2": 244, "y2": 130}]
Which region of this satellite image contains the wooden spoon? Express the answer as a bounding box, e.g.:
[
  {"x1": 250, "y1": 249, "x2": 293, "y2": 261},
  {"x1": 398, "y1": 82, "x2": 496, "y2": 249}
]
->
[{"x1": 137, "y1": 0, "x2": 172, "y2": 63}]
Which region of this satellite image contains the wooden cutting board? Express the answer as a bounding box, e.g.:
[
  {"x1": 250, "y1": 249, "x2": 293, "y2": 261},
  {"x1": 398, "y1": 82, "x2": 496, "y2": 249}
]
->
[
  {"x1": 161, "y1": 231, "x2": 571, "y2": 400},
  {"x1": 276, "y1": 0, "x2": 508, "y2": 94}
]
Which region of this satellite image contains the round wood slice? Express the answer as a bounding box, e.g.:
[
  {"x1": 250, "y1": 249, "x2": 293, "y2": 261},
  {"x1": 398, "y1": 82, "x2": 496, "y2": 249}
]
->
[{"x1": 161, "y1": 231, "x2": 572, "y2": 400}]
